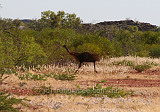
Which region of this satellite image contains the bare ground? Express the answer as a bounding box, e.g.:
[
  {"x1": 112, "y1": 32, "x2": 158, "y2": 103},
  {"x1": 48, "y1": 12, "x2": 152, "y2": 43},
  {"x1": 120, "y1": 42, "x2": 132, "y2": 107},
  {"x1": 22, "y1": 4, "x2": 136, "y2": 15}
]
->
[{"x1": 1, "y1": 57, "x2": 160, "y2": 112}]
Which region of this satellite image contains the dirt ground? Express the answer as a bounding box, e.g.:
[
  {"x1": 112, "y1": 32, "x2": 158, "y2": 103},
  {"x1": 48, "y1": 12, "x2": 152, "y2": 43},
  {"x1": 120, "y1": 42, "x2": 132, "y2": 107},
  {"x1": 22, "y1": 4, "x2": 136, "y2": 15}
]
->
[{"x1": 1, "y1": 57, "x2": 160, "y2": 112}]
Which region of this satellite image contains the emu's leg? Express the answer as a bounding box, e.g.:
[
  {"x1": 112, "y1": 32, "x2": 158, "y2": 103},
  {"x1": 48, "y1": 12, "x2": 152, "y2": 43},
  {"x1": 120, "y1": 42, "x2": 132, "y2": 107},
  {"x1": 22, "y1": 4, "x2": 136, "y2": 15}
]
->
[
  {"x1": 94, "y1": 61, "x2": 97, "y2": 73},
  {"x1": 75, "y1": 62, "x2": 82, "y2": 73}
]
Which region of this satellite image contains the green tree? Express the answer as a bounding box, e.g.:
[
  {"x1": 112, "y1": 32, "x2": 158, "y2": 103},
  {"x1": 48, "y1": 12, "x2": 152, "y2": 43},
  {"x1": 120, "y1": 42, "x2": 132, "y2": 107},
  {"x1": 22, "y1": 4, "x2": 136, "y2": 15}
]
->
[
  {"x1": 114, "y1": 30, "x2": 149, "y2": 56},
  {"x1": 0, "y1": 35, "x2": 17, "y2": 68},
  {"x1": 149, "y1": 44, "x2": 160, "y2": 58},
  {"x1": 16, "y1": 35, "x2": 47, "y2": 67},
  {"x1": 40, "y1": 10, "x2": 82, "y2": 29},
  {"x1": 2, "y1": 29, "x2": 47, "y2": 67},
  {"x1": 114, "y1": 30, "x2": 134, "y2": 55},
  {"x1": 142, "y1": 31, "x2": 160, "y2": 45}
]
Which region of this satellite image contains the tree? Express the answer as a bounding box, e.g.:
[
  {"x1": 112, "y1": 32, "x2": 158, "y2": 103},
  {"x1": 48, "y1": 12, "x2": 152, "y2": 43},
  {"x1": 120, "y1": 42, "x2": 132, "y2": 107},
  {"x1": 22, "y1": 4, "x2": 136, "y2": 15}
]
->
[
  {"x1": 142, "y1": 31, "x2": 160, "y2": 45},
  {"x1": 40, "y1": 10, "x2": 82, "y2": 29},
  {"x1": 2, "y1": 28, "x2": 47, "y2": 67},
  {"x1": 114, "y1": 30, "x2": 145, "y2": 56}
]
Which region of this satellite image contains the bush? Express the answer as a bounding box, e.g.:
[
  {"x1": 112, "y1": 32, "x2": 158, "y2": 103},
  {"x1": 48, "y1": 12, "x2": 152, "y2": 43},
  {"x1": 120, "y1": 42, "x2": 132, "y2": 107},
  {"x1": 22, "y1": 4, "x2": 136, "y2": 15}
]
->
[
  {"x1": 18, "y1": 73, "x2": 76, "y2": 81},
  {"x1": 133, "y1": 64, "x2": 151, "y2": 72},
  {"x1": 112, "y1": 60, "x2": 134, "y2": 66},
  {"x1": 149, "y1": 44, "x2": 160, "y2": 58},
  {"x1": 0, "y1": 36, "x2": 17, "y2": 68},
  {"x1": 18, "y1": 73, "x2": 47, "y2": 81},
  {"x1": 34, "y1": 84, "x2": 133, "y2": 98},
  {"x1": 77, "y1": 43, "x2": 102, "y2": 54},
  {"x1": 0, "y1": 92, "x2": 28, "y2": 112},
  {"x1": 15, "y1": 35, "x2": 47, "y2": 67},
  {"x1": 53, "y1": 74, "x2": 76, "y2": 81},
  {"x1": 0, "y1": 68, "x2": 17, "y2": 84}
]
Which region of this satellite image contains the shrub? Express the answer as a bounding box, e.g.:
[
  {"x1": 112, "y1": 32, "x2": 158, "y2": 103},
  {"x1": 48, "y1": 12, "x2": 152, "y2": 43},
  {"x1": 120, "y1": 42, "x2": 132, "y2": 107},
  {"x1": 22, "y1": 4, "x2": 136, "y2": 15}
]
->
[
  {"x1": 0, "y1": 74, "x2": 9, "y2": 85},
  {"x1": 53, "y1": 74, "x2": 76, "y2": 81},
  {"x1": 149, "y1": 44, "x2": 160, "y2": 58},
  {"x1": 34, "y1": 84, "x2": 133, "y2": 98},
  {"x1": 0, "y1": 36, "x2": 17, "y2": 68},
  {"x1": 112, "y1": 60, "x2": 134, "y2": 66},
  {"x1": 77, "y1": 43, "x2": 102, "y2": 54},
  {"x1": 0, "y1": 92, "x2": 28, "y2": 112},
  {"x1": 74, "y1": 84, "x2": 133, "y2": 97},
  {"x1": 133, "y1": 64, "x2": 151, "y2": 72},
  {"x1": 34, "y1": 86, "x2": 53, "y2": 95},
  {"x1": 15, "y1": 36, "x2": 47, "y2": 67},
  {"x1": 18, "y1": 73, "x2": 47, "y2": 81},
  {"x1": 144, "y1": 61, "x2": 159, "y2": 66},
  {"x1": 0, "y1": 68, "x2": 16, "y2": 84},
  {"x1": 18, "y1": 72, "x2": 76, "y2": 81},
  {"x1": 99, "y1": 80, "x2": 107, "y2": 83}
]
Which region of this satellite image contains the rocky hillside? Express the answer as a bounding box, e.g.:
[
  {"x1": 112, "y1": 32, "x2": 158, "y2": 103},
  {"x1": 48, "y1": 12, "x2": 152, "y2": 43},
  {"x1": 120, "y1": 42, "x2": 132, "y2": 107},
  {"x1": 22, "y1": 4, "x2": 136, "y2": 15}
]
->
[
  {"x1": 81, "y1": 20, "x2": 158, "y2": 40},
  {"x1": 82, "y1": 20, "x2": 158, "y2": 32}
]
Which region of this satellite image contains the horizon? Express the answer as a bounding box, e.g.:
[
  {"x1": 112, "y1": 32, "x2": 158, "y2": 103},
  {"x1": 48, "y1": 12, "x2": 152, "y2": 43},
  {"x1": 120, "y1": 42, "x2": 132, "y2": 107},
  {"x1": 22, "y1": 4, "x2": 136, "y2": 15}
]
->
[
  {"x1": 1, "y1": 0, "x2": 160, "y2": 26},
  {"x1": 18, "y1": 18, "x2": 158, "y2": 27}
]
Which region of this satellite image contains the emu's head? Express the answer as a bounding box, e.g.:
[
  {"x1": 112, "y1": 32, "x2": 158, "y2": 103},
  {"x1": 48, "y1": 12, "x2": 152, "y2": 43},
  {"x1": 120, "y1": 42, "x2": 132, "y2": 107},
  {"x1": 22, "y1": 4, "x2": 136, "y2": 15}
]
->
[{"x1": 63, "y1": 45, "x2": 67, "y2": 48}]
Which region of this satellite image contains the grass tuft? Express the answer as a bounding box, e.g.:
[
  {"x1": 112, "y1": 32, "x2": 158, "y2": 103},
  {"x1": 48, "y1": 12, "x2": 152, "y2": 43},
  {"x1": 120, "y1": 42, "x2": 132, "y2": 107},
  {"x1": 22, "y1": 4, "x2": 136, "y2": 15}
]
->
[
  {"x1": 34, "y1": 84, "x2": 133, "y2": 98},
  {"x1": 0, "y1": 91, "x2": 29, "y2": 112},
  {"x1": 133, "y1": 64, "x2": 151, "y2": 72},
  {"x1": 111, "y1": 60, "x2": 134, "y2": 66},
  {"x1": 52, "y1": 74, "x2": 76, "y2": 81}
]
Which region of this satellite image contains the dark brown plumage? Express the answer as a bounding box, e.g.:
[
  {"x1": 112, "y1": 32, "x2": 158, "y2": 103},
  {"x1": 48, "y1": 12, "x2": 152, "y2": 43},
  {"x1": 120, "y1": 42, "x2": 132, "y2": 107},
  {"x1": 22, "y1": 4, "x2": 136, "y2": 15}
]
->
[{"x1": 63, "y1": 45, "x2": 100, "y2": 73}]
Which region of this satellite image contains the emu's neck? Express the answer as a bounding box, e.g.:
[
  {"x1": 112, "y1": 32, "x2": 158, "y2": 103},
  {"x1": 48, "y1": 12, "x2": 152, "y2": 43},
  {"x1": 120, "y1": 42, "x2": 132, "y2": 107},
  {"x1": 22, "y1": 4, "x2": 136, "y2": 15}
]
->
[{"x1": 64, "y1": 46, "x2": 70, "y2": 54}]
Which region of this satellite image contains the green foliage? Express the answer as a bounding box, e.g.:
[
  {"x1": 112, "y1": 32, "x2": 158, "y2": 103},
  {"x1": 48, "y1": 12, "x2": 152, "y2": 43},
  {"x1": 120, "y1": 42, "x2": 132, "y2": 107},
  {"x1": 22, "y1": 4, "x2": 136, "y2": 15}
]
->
[
  {"x1": 74, "y1": 84, "x2": 133, "y2": 97},
  {"x1": 135, "y1": 50, "x2": 150, "y2": 57},
  {"x1": 77, "y1": 43, "x2": 101, "y2": 54},
  {"x1": 149, "y1": 44, "x2": 160, "y2": 58},
  {"x1": 52, "y1": 74, "x2": 76, "y2": 81},
  {"x1": 0, "y1": 29, "x2": 47, "y2": 68},
  {"x1": 143, "y1": 61, "x2": 159, "y2": 66},
  {"x1": 0, "y1": 35, "x2": 17, "y2": 68},
  {"x1": 71, "y1": 33, "x2": 114, "y2": 56},
  {"x1": 142, "y1": 31, "x2": 160, "y2": 45},
  {"x1": 34, "y1": 86, "x2": 53, "y2": 95},
  {"x1": 114, "y1": 30, "x2": 146, "y2": 56},
  {"x1": 36, "y1": 28, "x2": 114, "y2": 64},
  {"x1": 111, "y1": 60, "x2": 154, "y2": 72},
  {"x1": 35, "y1": 28, "x2": 78, "y2": 63},
  {"x1": 0, "y1": 68, "x2": 17, "y2": 84},
  {"x1": 18, "y1": 72, "x2": 76, "y2": 81},
  {"x1": 0, "y1": 13, "x2": 160, "y2": 68},
  {"x1": 0, "y1": 68, "x2": 17, "y2": 75},
  {"x1": 35, "y1": 84, "x2": 133, "y2": 98},
  {"x1": 127, "y1": 26, "x2": 138, "y2": 32},
  {"x1": 18, "y1": 73, "x2": 47, "y2": 81},
  {"x1": 15, "y1": 32, "x2": 47, "y2": 67},
  {"x1": 133, "y1": 64, "x2": 151, "y2": 72},
  {"x1": 40, "y1": 10, "x2": 82, "y2": 29},
  {"x1": 99, "y1": 80, "x2": 107, "y2": 83},
  {"x1": 0, "y1": 92, "x2": 28, "y2": 112},
  {"x1": 112, "y1": 60, "x2": 134, "y2": 66},
  {"x1": 0, "y1": 74, "x2": 9, "y2": 85}
]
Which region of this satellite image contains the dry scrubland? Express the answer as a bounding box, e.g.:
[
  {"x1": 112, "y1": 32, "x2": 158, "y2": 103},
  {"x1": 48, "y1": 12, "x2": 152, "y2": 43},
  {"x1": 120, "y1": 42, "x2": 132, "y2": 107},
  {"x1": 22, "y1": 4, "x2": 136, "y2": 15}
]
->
[{"x1": 1, "y1": 56, "x2": 160, "y2": 112}]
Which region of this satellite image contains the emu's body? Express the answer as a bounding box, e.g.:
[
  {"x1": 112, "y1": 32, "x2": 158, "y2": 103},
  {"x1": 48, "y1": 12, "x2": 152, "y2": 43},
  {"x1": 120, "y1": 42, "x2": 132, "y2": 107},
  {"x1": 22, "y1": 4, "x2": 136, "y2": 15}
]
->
[{"x1": 63, "y1": 45, "x2": 100, "y2": 72}]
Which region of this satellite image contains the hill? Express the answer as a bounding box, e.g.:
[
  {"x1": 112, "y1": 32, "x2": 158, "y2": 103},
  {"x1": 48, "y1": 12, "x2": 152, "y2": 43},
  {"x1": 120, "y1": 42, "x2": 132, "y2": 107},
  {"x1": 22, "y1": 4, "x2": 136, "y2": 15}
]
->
[{"x1": 82, "y1": 20, "x2": 158, "y2": 32}]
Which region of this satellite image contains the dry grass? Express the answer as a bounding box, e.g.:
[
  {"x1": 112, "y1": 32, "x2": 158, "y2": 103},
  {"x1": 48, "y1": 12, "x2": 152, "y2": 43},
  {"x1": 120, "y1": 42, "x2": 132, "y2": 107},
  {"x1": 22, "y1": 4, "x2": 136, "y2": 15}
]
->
[{"x1": 1, "y1": 56, "x2": 160, "y2": 112}]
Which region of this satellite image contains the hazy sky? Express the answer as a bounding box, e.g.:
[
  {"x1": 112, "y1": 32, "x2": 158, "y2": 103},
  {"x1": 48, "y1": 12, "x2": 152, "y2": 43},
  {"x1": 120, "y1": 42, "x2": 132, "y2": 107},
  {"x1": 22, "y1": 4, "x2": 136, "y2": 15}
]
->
[{"x1": 1, "y1": 0, "x2": 160, "y2": 26}]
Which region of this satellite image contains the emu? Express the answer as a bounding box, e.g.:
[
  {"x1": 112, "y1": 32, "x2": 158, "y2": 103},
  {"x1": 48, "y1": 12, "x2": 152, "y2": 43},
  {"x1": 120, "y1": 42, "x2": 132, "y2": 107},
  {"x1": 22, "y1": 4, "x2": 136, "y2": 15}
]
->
[{"x1": 63, "y1": 45, "x2": 100, "y2": 73}]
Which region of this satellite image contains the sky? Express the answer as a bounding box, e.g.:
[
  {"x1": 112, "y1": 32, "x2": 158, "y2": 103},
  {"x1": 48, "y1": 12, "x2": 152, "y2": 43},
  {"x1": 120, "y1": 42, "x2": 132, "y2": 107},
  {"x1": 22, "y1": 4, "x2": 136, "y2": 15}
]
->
[{"x1": 0, "y1": 0, "x2": 160, "y2": 26}]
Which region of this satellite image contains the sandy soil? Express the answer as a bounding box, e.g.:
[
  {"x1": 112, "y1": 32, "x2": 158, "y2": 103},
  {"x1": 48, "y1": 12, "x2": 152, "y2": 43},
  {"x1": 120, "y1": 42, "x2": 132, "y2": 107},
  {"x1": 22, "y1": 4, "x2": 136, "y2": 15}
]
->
[{"x1": 1, "y1": 57, "x2": 160, "y2": 112}]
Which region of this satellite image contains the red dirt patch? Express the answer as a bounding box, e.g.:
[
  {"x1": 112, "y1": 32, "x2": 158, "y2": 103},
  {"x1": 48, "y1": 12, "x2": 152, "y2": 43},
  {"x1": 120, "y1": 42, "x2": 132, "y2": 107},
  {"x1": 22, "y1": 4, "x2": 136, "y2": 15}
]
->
[
  {"x1": 144, "y1": 69, "x2": 160, "y2": 75},
  {"x1": 130, "y1": 69, "x2": 160, "y2": 75},
  {"x1": 78, "y1": 79, "x2": 160, "y2": 87},
  {"x1": 103, "y1": 79, "x2": 160, "y2": 87},
  {"x1": 1, "y1": 79, "x2": 160, "y2": 96},
  {"x1": 2, "y1": 88, "x2": 36, "y2": 95}
]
